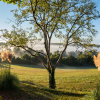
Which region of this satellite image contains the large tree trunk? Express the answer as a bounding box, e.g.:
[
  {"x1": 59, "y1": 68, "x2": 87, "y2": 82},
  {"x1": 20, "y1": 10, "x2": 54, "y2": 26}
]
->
[{"x1": 49, "y1": 68, "x2": 56, "y2": 89}]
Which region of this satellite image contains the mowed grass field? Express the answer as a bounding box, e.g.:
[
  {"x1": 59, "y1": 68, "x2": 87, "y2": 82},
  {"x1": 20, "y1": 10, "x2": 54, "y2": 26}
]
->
[{"x1": 0, "y1": 64, "x2": 100, "y2": 100}]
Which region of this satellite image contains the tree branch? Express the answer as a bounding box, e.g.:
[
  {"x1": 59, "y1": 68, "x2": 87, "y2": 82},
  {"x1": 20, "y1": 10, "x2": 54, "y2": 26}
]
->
[
  {"x1": 25, "y1": 46, "x2": 47, "y2": 57},
  {"x1": 9, "y1": 42, "x2": 47, "y2": 57},
  {"x1": 9, "y1": 42, "x2": 48, "y2": 70},
  {"x1": 30, "y1": 0, "x2": 44, "y2": 32},
  {"x1": 55, "y1": 39, "x2": 68, "y2": 68},
  {"x1": 22, "y1": 46, "x2": 48, "y2": 70},
  {"x1": 54, "y1": 12, "x2": 87, "y2": 68},
  {"x1": 68, "y1": 25, "x2": 82, "y2": 39}
]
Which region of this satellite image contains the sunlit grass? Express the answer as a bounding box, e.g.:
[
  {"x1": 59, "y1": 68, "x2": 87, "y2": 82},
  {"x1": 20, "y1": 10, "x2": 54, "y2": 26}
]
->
[{"x1": 1, "y1": 64, "x2": 100, "y2": 100}]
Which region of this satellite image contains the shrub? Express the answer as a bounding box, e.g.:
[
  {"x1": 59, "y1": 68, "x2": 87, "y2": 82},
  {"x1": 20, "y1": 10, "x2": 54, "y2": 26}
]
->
[{"x1": 0, "y1": 68, "x2": 20, "y2": 91}]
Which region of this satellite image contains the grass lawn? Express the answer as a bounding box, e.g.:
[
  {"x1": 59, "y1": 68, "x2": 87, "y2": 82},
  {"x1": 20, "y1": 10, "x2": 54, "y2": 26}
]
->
[{"x1": 0, "y1": 64, "x2": 100, "y2": 100}]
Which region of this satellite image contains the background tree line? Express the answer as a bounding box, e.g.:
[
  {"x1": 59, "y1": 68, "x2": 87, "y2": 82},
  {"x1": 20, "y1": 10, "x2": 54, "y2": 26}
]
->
[{"x1": 0, "y1": 49, "x2": 97, "y2": 66}]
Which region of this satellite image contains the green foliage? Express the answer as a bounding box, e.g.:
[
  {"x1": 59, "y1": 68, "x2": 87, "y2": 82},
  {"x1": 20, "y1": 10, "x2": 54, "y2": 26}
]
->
[
  {"x1": 66, "y1": 54, "x2": 77, "y2": 66},
  {"x1": 50, "y1": 52, "x2": 60, "y2": 64},
  {"x1": 12, "y1": 57, "x2": 23, "y2": 64},
  {"x1": 0, "y1": 68, "x2": 20, "y2": 91},
  {"x1": 11, "y1": 52, "x2": 47, "y2": 64},
  {"x1": 76, "y1": 51, "x2": 94, "y2": 66},
  {"x1": 77, "y1": 53, "x2": 87, "y2": 65},
  {"x1": 11, "y1": 50, "x2": 96, "y2": 66},
  {"x1": 1, "y1": 0, "x2": 100, "y2": 49},
  {"x1": 61, "y1": 57, "x2": 66, "y2": 64},
  {"x1": 32, "y1": 52, "x2": 47, "y2": 64},
  {"x1": 0, "y1": 0, "x2": 21, "y2": 7},
  {"x1": 21, "y1": 54, "x2": 32, "y2": 64},
  {"x1": 31, "y1": 56, "x2": 39, "y2": 64}
]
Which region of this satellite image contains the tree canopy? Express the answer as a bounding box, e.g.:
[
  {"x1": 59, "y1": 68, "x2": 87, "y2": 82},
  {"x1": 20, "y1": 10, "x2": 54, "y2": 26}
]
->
[{"x1": 0, "y1": 0, "x2": 21, "y2": 5}]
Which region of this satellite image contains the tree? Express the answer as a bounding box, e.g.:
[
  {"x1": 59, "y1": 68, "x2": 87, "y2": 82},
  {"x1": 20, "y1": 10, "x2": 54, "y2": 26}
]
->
[{"x1": 0, "y1": 0, "x2": 100, "y2": 89}]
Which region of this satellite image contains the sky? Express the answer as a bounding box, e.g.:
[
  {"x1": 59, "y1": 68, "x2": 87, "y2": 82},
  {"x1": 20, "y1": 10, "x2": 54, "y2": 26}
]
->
[{"x1": 0, "y1": 0, "x2": 100, "y2": 44}]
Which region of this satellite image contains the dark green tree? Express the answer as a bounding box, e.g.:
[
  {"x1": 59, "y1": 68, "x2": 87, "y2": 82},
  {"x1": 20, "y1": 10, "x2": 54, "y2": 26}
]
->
[{"x1": 66, "y1": 54, "x2": 77, "y2": 66}]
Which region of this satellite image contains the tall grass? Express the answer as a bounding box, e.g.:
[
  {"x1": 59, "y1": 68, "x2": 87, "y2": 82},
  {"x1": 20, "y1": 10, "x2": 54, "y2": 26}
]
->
[
  {"x1": 82, "y1": 80, "x2": 100, "y2": 100},
  {"x1": 93, "y1": 83, "x2": 100, "y2": 100},
  {"x1": 0, "y1": 50, "x2": 20, "y2": 91},
  {"x1": 0, "y1": 68, "x2": 20, "y2": 91}
]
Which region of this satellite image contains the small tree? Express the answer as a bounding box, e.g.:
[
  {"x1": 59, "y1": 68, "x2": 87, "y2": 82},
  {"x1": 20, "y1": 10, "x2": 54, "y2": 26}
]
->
[{"x1": 0, "y1": 0, "x2": 100, "y2": 89}]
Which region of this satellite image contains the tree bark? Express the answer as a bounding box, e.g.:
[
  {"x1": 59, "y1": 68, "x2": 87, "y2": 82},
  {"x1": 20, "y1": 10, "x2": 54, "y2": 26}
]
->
[{"x1": 49, "y1": 68, "x2": 56, "y2": 89}]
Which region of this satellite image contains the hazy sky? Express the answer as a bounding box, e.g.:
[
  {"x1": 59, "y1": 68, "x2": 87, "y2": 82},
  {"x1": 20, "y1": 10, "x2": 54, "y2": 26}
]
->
[{"x1": 0, "y1": 0, "x2": 100, "y2": 44}]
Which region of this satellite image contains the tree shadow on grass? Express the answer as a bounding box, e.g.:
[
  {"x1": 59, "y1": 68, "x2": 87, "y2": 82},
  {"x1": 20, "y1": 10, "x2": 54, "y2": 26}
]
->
[
  {"x1": 20, "y1": 81, "x2": 53, "y2": 100},
  {"x1": 0, "y1": 83, "x2": 51, "y2": 100},
  {"x1": 41, "y1": 88, "x2": 86, "y2": 97},
  {"x1": 0, "y1": 80, "x2": 86, "y2": 100},
  {"x1": 21, "y1": 81, "x2": 86, "y2": 99},
  {"x1": 0, "y1": 89, "x2": 37, "y2": 100}
]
